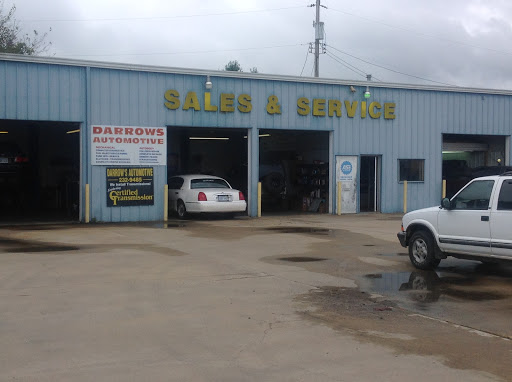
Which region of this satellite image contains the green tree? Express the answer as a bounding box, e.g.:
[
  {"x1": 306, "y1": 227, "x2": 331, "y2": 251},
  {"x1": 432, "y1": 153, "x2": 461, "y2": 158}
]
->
[
  {"x1": 224, "y1": 60, "x2": 258, "y2": 73},
  {"x1": 0, "y1": 2, "x2": 51, "y2": 55},
  {"x1": 224, "y1": 60, "x2": 242, "y2": 72}
]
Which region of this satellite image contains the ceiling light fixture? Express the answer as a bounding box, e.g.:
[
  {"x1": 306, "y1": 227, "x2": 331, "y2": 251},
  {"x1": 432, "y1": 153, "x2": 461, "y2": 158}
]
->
[
  {"x1": 243, "y1": 134, "x2": 271, "y2": 138},
  {"x1": 189, "y1": 137, "x2": 229, "y2": 141},
  {"x1": 0, "y1": 131, "x2": 8, "y2": 134},
  {"x1": 66, "y1": 129, "x2": 80, "y2": 134}
]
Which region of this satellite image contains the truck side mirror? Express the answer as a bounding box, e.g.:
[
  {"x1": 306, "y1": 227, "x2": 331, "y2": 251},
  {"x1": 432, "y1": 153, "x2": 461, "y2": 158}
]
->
[{"x1": 441, "y1": 198, "x2": 452, "y2": 210}]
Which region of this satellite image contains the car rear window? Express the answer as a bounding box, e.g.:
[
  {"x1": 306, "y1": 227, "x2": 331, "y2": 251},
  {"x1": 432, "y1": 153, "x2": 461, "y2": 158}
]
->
[{"x1": 190, "y1": 178, "x2": 230, "y2": 189}]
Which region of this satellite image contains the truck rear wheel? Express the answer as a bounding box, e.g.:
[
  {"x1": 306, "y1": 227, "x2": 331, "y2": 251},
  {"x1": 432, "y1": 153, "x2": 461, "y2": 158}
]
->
[{"x1": 408, "y1": 231, "x2": 441, "y2": 270}]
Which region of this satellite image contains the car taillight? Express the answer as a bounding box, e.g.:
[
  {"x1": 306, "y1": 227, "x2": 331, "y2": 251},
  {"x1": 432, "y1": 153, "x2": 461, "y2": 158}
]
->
[
  {"x1": 14, "y1": 156, "x2": 28, "y2": 163},
  {"x1": 198, "y1": 192, "x2": 207, "y2": 201},
  {"x1": 238, "y1": 192, "x2": 245, "y2": 201},
  {"x1": 401, "y1": 224, "x2": 404, "y2": 232}
]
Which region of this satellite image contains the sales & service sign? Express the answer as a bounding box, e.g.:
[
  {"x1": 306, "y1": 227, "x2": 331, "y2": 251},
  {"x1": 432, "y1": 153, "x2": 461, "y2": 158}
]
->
[{"x1": 107, "y1": 167, "x2": 154, "y2": 207}]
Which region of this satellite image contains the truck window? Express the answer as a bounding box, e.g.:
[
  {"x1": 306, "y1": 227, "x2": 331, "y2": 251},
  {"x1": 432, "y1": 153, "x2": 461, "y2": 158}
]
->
[
  {"x1": 452, "y1": 180, "x2": 494, "y2": 210},
  {"x1": 497, "y1": 180, "x2": 512, "y2": 211}
]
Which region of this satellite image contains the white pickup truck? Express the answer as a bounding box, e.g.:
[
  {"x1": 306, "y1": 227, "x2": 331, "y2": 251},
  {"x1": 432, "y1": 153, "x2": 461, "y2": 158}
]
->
[{"x1": 397, "y1": 172, "x2": 512, "y2": 269}]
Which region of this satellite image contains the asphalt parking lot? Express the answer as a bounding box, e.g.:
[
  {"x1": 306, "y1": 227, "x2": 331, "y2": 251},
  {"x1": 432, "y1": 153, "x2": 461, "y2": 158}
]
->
[{"x1": 0, "y1": 213, "x2": 511, "y2": 381}]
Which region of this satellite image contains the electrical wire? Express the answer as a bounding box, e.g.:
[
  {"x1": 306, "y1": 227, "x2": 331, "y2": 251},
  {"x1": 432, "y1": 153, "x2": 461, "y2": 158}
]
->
[
  {"x1": 325, "y1": 52, "x2": 366, "y2": 79},
  {"x1": 325, "y1": 50, "x2": 368, "y2": 78},
  {"x1": 327, "y1": 44, "x2": 455, "y2": 86},
  {"x1": 22, "y1": 6, "x2": 306, "y2": 23},
  {"x1": 300, "y1": 47, "x2": 310, "y2": 76},
  {"x1": 58, "y1": 43, "x2": 307, "y2": 58}
]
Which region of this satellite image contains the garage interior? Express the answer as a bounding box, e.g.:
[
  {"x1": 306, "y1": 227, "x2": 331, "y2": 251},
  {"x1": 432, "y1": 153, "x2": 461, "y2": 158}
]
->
[
  {"x1": 442, "y1": 134, "x2": 509, "y2": 197},
  {"x1": 0, "y1": 120, "x2": 80, "y2": 222},
  {"x1": 259, "y1": 129, "x2": 329, "y2": 213},
  {"x1": 166, "y1": 126, "x2": 249, "y2": 198}
]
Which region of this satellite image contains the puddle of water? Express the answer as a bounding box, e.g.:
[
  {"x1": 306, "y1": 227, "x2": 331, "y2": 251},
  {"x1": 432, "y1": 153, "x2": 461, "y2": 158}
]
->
[
  {"x1": 279, "y1": 256, "x2": 327, "y2": 262},
  {"x1": 4, "y1": 221, "x2": 189, "y2": 231},
  {"x1": 266, "y1": 227, "x2": 332, "y2": 235},
  {"x1": 5, "y1": 224, "x2": 81, "y2": 231},
  {"x1": 0, "y1": 237, "x2": 80, "y2": 253},
  {"x1": 365, "y1": 270, "x2": 508, "y2": 304},
  {"x1": 377, "y1": 253, "x2": 408, "y2": 257},
  {"x1": 0, "y1": 238, "x2": 25, "y2": 246},
  {"x1": 9, "y1": 245, "x2": 80, "y2": 253},
  {"x1": 365, "y1": 274, "x2": 383, "y2": 279},
  {"x1": 159, "y1": 223, "x2": 186, "y2": 228}
]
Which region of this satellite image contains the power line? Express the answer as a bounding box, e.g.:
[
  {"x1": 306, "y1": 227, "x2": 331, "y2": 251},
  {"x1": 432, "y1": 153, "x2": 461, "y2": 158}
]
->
[
  {"x1": 326, "y1": 51, "x2": 383, "y2": 82},
  {"x1": 326, "y1": 50, "x2": 384, "y2": 81},
  {"x1": 300, "y1": 48, "x2": 310, "y2": 76},
  {"x1": 56, "y1": 43, "x2": 307, "y2": 58},
  {"x1": 327, "y1": 45, "x2": 455, "y2": 86},
  {"x1": 328, "y1": 6, "x2": 512, "y2": 57},
  {"x1": 325, "y1": 52, "x2": 365, "y2": 79},
  {"x1": 21, "y1": 6, "x2": 306, "y2": 23},
  {"x1": 325, "y1": 51, "x2": 368, "y2": 79}
]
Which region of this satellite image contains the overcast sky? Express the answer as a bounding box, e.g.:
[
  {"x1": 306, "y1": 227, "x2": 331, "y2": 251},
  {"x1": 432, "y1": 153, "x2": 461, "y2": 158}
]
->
[{"x1": 7, "y1": 0, "x2": 512, "y2": 89}]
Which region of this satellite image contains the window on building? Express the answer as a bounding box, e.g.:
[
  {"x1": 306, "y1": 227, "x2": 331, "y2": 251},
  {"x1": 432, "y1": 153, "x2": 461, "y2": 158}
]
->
[
  {"x1": 497, "y1": 180, "x2": 512, "y2": 211},
  {"x1": 398, "y1": 159, "x2": 425, "y2": 182}
]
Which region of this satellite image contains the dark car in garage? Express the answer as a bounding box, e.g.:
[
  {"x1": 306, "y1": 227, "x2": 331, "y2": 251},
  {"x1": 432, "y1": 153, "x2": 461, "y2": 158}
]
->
[
  {"x1": 0, "y1": 141, "x2": 29, "y2": 176},
  {"x1": 0, "y1": 141, "x2": 31, "y2": 212}
]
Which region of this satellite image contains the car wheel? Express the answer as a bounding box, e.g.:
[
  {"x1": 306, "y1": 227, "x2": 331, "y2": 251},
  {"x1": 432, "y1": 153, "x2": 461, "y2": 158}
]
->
[
  {"x1": 177, "y1": 200, "x2": 187, "y2": 219},
  {"x1": 408, "y1": 231, "x2": 441, "y2": 270}
]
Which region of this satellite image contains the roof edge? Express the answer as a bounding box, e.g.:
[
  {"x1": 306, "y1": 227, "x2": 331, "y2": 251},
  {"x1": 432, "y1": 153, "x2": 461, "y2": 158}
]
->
[{"x1": 1, "y1": 53, "x2": 512, "y2": 96}]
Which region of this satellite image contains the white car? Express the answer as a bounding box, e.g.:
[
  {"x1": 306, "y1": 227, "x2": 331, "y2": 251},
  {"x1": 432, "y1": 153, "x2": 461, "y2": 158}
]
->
[{"x1": 168, "y1": 174, "x2": 247, "y2": 219}]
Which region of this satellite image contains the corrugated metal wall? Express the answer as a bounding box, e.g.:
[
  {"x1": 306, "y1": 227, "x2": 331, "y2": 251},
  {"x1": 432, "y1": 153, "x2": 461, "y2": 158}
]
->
[
  {"x1": 1, "y1": 56, "x2": 511, "y2": 220},
  {"x1": 0, "y1": 60, "x2": 85, "y2": 121}
]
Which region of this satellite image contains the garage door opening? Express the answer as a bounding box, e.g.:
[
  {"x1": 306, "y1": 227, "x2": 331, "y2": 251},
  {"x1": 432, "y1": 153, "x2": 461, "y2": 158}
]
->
[
  {"x1": 166, "y1": 126, "x2": 248, "y2": 202},
  {"x1": 259, "y1": 129, "x2": 329, "y2": 213},
  {"x1": 443, "y1": 134, "x2": 509, "y2": 198},
  {"x1": 0, "y1": 120, "x2": 81, "y2": 223}
]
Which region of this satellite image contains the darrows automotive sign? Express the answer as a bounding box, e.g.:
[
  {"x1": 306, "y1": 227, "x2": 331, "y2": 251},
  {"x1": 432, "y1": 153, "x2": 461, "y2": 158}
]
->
[{"x1": 91, "y1": 125, "x2": 167, "y2": 166}]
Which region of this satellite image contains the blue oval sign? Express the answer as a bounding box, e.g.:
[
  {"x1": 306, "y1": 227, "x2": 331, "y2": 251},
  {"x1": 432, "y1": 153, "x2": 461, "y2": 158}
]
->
[{"x1": 341, "y1": 161, "x2": 353, "y2": 175}]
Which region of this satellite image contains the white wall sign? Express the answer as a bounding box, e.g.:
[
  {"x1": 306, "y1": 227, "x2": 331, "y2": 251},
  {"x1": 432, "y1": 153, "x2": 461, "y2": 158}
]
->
[
  {"x1": 336, "y1": 155, "x2": 358, "y2": 214},
  {"x1": 91, "y1": 125, "x2": 167, "y2": 166}
]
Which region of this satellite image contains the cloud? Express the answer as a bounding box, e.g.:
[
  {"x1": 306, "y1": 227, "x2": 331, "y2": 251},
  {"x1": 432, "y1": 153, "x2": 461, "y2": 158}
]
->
[{"x1": 8, "y1": 0, "x2": 512, "y2": 89}]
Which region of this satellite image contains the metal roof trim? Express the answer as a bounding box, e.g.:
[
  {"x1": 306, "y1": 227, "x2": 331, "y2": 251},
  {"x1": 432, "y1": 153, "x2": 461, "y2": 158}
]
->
[{"x1": 1, "y1": 53, "x2": 512, "y2": 96}]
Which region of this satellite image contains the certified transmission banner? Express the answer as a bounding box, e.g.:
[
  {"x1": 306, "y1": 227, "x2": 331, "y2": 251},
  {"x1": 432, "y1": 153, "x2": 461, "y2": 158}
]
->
[
  {"x1": 106, "y1": 167, "x2": 154, "y2": 207},
  {"x1": 91, "y1": 125, "x2": 167, "y2": 166}
]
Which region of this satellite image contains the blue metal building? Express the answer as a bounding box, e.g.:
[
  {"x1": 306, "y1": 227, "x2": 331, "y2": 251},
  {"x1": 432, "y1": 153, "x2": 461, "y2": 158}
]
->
[{"x1": 0, "y1": 54, "x2": 511, "y2": 222}]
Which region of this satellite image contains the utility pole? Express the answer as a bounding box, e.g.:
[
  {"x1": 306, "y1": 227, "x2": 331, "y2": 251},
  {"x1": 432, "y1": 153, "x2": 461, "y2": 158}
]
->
[
  {"x1": 310, "y1": 0, "x2": 325, "y2": 77},
  {"x1": 314, "y1": 0, "x2": 321, "y2": 77}
]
